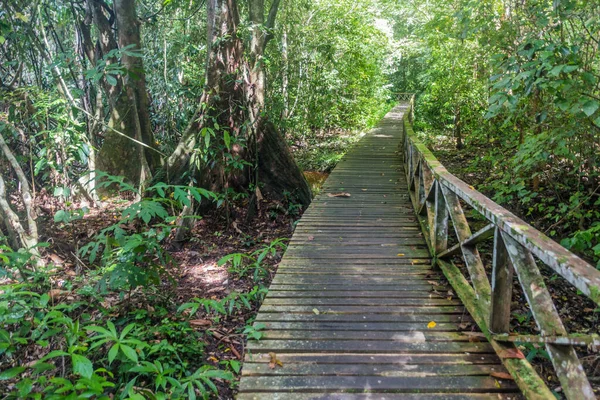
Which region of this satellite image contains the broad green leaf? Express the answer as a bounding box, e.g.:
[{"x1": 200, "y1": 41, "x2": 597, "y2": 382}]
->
[
  {"x1": 105, "y1": 74, "x2": 118, "y2": 86},
  {"x1": 71, "y1": 354, "x2": 93, "y2": 379},
  {"x1": 120, "y1": 344, "x2": 138, "y2": 362},
  {"x1": 0, "y1": 366, "x2": 25, "y2": 380},
  {"x1": 582, "y1": 100, "x2": 599, "y2": 117},
  {"x1": 108, "y1": 344, "x2": 120, "y2": 364}
]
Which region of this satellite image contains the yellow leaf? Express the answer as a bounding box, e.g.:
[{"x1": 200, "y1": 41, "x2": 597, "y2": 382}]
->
[
  {"x1": 397, "y1": 253, "x2": 405, "y2": 257},
  {"x1": 312, "y1": 308, "x2": 320, "y2": 315},
  {"x1": 427, "y1": 321, "x2": 437, "y2": 329},
  {"x1": 208, "y1": 356, "x2": 218, "y2": 362}
]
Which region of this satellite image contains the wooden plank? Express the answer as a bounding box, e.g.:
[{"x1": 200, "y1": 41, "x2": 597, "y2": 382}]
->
[
  {"x1": 237, "y1": 393, "x2": 521, "y2": 400},
  {"x1": 262, "y1": 298, "x2": 460, "y2": 306},
  {"x1": 265, "y1": 291, "x2": 447, "y2": 299},
  {"x1": 242, "y1": 363, "x2": 506, "y2": 376},
  {"x1": 254, "y1": 313, "x2": 471, "y2": 323},
  {"x1": 257, "y1": 330, "x2": 483, "y2": 342},
  {"x1": 244, "y1": 353, "x2": 502, "y2": 365},
  {"x1": 268, "y1": 284, "x2": 443, "y2": 291},
  {"x1": 258, "y1": 305, "x2": 464, "y2": 314},
  {"x1": 246, "y1": 340, "x2": 495, "y2": 354},
  {"x1": 238, "y1": 376, "x2": 518, "y2": 392},
  {"x1": 256, "y1": 322, "x2": 471, "y2": 332}
]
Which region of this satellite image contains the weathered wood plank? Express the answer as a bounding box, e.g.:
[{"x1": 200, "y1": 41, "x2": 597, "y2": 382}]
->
[
  {"x1": 254, "y1": 313, "x2": 471, "y2": 323},
  {"x1": 238, "y1": 376, "x2": 518, "y2": 392},
  {"x1": 241, "y1": 362, "x2": 506, "y2": 376},
  {"x1": 237, "y1": 394, "x2": 522, "y2": 400},
  {"x1": 255, "y1": 321, "x2": 470, "y2": 332},
  {"x1": 244, "y1": 353, "x2": 502, "y2": 365}
]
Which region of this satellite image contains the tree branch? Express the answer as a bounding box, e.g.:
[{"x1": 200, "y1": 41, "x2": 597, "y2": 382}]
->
[{"x1": 264, "y1": 0, "x2": 281, "y2": 48}]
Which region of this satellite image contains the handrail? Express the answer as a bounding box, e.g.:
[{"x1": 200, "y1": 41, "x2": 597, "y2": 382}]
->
[{"x1": 401, "y1": 94, "x2": 600, "y2": 400}]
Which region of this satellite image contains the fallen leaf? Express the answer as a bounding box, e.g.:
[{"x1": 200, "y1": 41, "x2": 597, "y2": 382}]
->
[
  {"x1": 494, "y1": 380, "x2": 501, "y2": 388},
  {"x1": 307, "y1": 235, "x2": 315, "y2": 241},
  {"x1": 230, "y1": 346, "x2": 242, "y2": 359},
  {"x1": 458, "y1": 322, "x2": 471, "y2": 330},
  {"x1": 491, "y1": 372, "x2": 514, "y2": 380},
  {"x1": 327, "y1": 192, "x2": 351, "y2": 198},
  {"x1": 190, "y1": 319, "x2": 212, "y2": 327},
  {"x1": 255, "y1": 186, "x2": 263, "y2": 201},
  {"x1": 268, "y1": 352, "x2": 283, "y2": 369},
  {"x1": 48, "y1": 253, "x2": 64, "y2": 265},
  {"x1": 427, "y1": 321, "x2": 437, "y2": 329},
  {"x1": 361, "y1": 189, "x2": 367, "y2": 191},
  {"x1": 312, "y1": 308, "x2": 320, "y2": 315},
  {"x1": 232, "y1": 221, "x2": 243, "y2": 234},
  {"x1": 427, "y1": 280, "x2": 440, "y2": 286},
  {"x1": 497, "y1": 348, "x2": 526, "y2": 359},
  {"x1": 397, "y1": 253, "x2": 405, "y2": 257},
  {"x1": 208, "y1": 356, "x2": 219, "y2": 362},
  {"x1": 48, "y1": 289, "x2": 63, "y2": 301}
]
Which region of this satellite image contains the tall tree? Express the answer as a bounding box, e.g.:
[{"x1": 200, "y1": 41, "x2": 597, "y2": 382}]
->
[
  {"x1": 83, "y1": 0, "x2": 157, "y2": 186},
  {"x1": 167, "y1": 0, "x2": 312, "y2": 207}
]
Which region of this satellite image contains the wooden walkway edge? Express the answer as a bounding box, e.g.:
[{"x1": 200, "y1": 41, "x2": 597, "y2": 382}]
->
[{"x1": 237, "y1": 106, "x2": 523, "y2": 399}]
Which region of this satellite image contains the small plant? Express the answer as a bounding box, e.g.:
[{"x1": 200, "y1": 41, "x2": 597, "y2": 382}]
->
[
  {"x1": 218, "y1": 239, "x2": 287, "y2": 282},
  {"x1": 87, "y1": 321, "x2": 146, "y2": 364},
  {"x1": 243, "y1": 322, "x2": 267, "y2": 341}
]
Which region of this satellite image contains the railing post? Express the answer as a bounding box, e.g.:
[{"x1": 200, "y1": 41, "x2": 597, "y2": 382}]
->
[
  {"x1": 489, "y1": 227, "x2": 513, "y2": 334},
  {"x1": 434, "y1": 182, "x2": 448, "y2": 255}
]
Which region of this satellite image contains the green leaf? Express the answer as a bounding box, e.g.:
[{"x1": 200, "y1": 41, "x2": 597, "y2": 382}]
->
[
  {"x1": 120, "y1": 344, "x2": 138, "y2": 362},
  {"x1": 105, "y1": 74, "x2": 118, "y2": 86},
  {"x1": 71, "y1": 354, "x2": 93, "y2": 379},
  {"x1": 120, "y1": 323, "x2": 136, "y2": 340},
  {"x1": 582, "y1": 100, "x2": 599, "y2": 117},
  {"x1": 108, "y1": 344, "x2": 119, "y2": 364},
  {"x1": 53, "y1": 210, "x2": 67, "y2": 223},
  {"x1": 223, "y1": 131, "x2": 231, "y2": 150},
  {"x1": 0, "y1": 366, "x2": 25, "y2": 380}
]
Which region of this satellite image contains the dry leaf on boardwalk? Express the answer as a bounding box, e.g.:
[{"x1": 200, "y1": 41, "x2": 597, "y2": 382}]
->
[
  {"x1": 497, "y1": 348, "x2": 526, "y2": 359},
  {"x1": 327, "y1": 192, "x2": 351, "y2": 197},
  {"x1": 268, "y1": 352, "x2": 283, "y2": 369},
  {"x1": 490, "y1": 372, "x2": 514, "y2": 380},
  {"x1": 427, "y1": 321, "x2": 437, "y2": 329}
]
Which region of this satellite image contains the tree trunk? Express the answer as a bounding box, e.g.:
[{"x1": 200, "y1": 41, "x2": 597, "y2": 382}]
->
[
  {"x1": 0, "y1": 132, "x2": 43, "y2": 266},
  {"x1": 454, "y1": 105, "x2": 464, "y2": 150},
  {"x1": 85, "y1": 0, "x2": 155, "y2": 186},
  {"x1": 167, "y1": 0, "x2": 311, "y2": 207}
]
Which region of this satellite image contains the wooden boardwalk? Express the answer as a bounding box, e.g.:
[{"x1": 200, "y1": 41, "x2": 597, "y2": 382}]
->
[{"x1": 237, "y1": 106, "x2": 522, "y2": 399}]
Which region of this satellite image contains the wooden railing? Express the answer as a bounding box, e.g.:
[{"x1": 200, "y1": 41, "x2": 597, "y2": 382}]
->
[{"x1": 401, "y1": 94, "x2": 600, "y2": 400}]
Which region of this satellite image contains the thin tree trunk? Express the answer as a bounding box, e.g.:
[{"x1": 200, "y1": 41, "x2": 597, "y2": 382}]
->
[
  {"x1": 0, "y1": 132, "x2": 43, "y2": 266},
  {"x1": 281, "y1": 29, "x2": 289, "y2": 119}
]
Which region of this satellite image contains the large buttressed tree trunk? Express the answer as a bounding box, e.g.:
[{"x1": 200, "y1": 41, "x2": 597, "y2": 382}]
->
[
  {"x1": 84, "y1": 0, "x2": 156, "y2": 186},
  {"x1": 167, "y1": 0, "x2": 312, "y2": 207}
]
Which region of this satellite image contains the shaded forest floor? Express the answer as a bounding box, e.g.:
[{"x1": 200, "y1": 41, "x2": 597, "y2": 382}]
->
[
  {"x1": 1, "y1": 194, "x2": 302, "y2": 398},
  {"x1": 429, "y1": 138, "x2": 600, "y2": 397}
]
